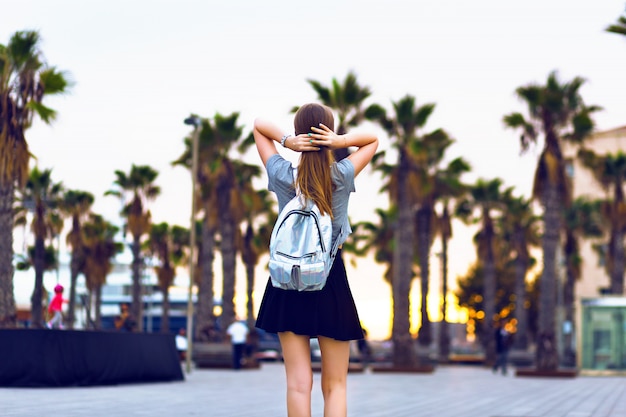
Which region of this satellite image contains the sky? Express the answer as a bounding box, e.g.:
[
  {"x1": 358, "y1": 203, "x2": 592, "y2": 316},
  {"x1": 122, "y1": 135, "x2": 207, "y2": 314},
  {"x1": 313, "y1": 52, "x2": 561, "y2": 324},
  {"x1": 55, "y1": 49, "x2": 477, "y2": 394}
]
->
[{"x1": 3, "y1": 0, "x2": 626, "y2": 340}]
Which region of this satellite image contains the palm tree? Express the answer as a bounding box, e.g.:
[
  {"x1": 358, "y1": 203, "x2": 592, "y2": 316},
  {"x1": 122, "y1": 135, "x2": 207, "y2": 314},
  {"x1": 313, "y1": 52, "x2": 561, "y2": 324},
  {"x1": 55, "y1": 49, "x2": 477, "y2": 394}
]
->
[
  {"x1": 434, "y1": 157, "x2": 471, "y2": 360},
  {"x1": 169, "y1": 224, "x2": 190, "y2": 329},
  {"x1": 499, "y1": 191, "x2": 540, "y2": 351},
  {"x1": 174, "y1": 118, "x2": 217, "y2": 341},
  {"x1": 578, "y1": 149, "x2": 626, "y2": 295},
  {"x1": 606, "y1": 7, "x2": 626, "y2": 37},
  {"x1": 562, "y1": 197, "x2": 603, "y2": 365},
  {"x1": 148, "y1": 222, "x2": 177, "y2": 334},
  {"x1": 60, "y1": 189, "x2": 94, "y2": 328},
  {"x1": 503, "y1": 71, "x2": 598, "y2": 371},
  {"x1": 17, "y1": 167, "x2": 63, "y2": 328},
  {"x1": 176, "y1": 112, "x2": 246, "y2": 338},
  {"x1": 82, "y1": 214, "x2": 122, "y2": 329},
  {"x1": 46, "y1": 208, "x2": 64, "y2": 284},
  {"x1": 410, "y1": 132, "x2": 457, "y2": 349},
  {"x1": 106, "y1": 164, "x2": 160, "y2": 332},
  {"x1": 352, "y1": 207, "x2": 396, "y2": 333},
  {"x1": 210, "y1": 114, "x2": 248, "y2": 337},
  {"x1": 366, "y1": 95, "x2": 444, "y2": 367},
  {"x1": 305, "y1": 71, "x2": 372, "y2": 161},
  {"x1": 0, "y1": 30, "x2": 70, "y2": 327},
  {"x1": 14, "y1": 198, "x2": 58, "y2": 315},
  {"x1": 456, "y1": 178, "x2": 506, "y2": 364},
  {"x1": 195, "y1": 217, "x2": 216, "y2": 342}
]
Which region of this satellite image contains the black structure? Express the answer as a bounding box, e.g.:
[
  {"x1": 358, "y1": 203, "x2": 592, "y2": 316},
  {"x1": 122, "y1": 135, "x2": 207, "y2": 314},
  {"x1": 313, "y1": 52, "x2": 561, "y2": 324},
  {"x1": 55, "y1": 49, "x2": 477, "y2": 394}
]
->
[{"x1": 0, "y1": 329, "x2": 184, "y2": 387}]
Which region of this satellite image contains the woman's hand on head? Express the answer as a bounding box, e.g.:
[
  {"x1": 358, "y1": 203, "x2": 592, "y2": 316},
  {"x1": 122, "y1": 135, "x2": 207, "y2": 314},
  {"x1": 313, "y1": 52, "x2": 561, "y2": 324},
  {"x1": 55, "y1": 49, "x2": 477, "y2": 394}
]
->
[
  {"x1": 286, "y1": 133, "x2": 322, "y2": 152},
  {"x1": 309, "y1": 123, "x2": 345, "y2": 150}
]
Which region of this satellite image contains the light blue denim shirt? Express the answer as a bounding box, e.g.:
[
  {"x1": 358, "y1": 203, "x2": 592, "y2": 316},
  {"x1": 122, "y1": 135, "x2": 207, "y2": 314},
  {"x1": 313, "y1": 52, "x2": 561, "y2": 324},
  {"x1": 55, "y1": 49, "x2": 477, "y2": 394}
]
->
[{"x1": 266, "y1": 153, "x2": 355, "y2": 250}]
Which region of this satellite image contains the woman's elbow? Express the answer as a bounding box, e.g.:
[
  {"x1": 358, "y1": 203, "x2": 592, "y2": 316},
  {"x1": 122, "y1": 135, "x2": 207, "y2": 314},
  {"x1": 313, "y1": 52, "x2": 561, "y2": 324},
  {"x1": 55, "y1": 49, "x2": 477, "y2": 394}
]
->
[{"x1": 369, "y1": 136, "x2": 379, "y2": 152}]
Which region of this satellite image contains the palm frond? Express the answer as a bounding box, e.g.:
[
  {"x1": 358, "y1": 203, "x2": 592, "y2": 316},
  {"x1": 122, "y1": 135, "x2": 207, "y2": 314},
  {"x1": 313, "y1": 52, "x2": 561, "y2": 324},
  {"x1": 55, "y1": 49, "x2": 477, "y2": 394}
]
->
[
  {"x1": 237, "y1": 131, "x2": 255, "y2": 154},
  {"x1": 26, "y1": 101, "x2": 56, "y2": 123},
  {"x1": 306, "y1": 79, "x2": 331, "y2": 104},
  {"x1": 606, "y1": 14, "x2": 626, "y2": 36},
  {"x1": 414, "y1": 103, "x2": 436, "y2": 128},
  {"x1": 39, "y1": 67, "x2": 71, "y2": 95},
  {"x1": 8, "y1": 31, "x2": 42, "y2": 70}
]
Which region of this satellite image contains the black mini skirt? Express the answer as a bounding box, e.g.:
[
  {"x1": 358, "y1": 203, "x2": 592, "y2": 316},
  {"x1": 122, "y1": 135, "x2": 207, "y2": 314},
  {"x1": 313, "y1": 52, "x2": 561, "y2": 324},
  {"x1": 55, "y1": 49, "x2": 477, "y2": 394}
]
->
[{"x1": 255, "y1": 250, "x2": 364, "y2": 341}]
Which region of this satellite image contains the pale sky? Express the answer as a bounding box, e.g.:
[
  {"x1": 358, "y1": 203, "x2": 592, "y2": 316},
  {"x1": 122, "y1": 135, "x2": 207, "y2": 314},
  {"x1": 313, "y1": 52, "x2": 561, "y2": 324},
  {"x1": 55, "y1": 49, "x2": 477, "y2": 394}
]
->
[{"x1": 3, "y1": 0, "x2": 626, "y2": 339}]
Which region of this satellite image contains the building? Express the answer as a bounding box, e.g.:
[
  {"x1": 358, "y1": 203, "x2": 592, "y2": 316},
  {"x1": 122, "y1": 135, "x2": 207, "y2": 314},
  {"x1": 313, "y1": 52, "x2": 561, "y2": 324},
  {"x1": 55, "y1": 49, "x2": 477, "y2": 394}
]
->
[{"x1": 564, "y1": 125, "x2": 626, "y2": 371}]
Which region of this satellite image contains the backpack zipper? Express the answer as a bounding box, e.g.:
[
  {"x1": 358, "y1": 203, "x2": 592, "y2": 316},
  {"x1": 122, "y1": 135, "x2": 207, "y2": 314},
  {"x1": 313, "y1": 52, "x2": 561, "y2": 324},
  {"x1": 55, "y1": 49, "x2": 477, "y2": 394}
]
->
[{"x1": 276, "y1": 209, "x2": 327, "y2": 253}]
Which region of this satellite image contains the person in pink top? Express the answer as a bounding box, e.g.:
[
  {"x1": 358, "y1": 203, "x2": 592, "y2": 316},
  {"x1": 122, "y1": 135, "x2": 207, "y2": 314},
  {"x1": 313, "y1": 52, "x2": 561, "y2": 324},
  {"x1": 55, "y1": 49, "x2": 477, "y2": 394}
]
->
[{"x1": 47, "y1": 284, "x2": 67, "y2": 329}]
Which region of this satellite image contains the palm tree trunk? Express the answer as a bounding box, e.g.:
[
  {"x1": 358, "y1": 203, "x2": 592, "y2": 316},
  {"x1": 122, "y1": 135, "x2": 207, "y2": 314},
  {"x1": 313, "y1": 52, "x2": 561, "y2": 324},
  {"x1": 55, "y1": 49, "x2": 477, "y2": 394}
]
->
[
  {"x1": 439, "y1": 237, "x2": 450, "y2": 361},
  {"x1": 512, "y1": 237, "x2": 529, "y2": 350},
  {"x1": 416, "y1": 206, "x2": 432, "y2": 347},
  {"x1": 195, "y1": 221, "x2": 216, "y2": 342},
  {"x1": 218, "y1": 174, "x2": 237, "y2": 339},
  {"x1": 85, "y1": 290, "x2": 93, "y2": 329},
  {"x1": 219, "y1": 215, "x2": 236, "y2": 338},
  {"x1": 67, "y1": 216, "x2": 81, "y2": 329},
  {"x1": 563, "y1": 231, "x2": 577, "y2": 366},
  {"x1": 30, "y1": 234, "x2": 46, "y2": 328},
  {"x1": 391, "y1": 151, "x2": 417, "y2": 368},
  {"x1": 483, "y1": 219, "x2": 496, "y2": 364},
  {"x1": 131, "y1": 237, "x2": 143, "y2": 332},
  {"x1": 67, "y1": 245, "x2": 80, "y2": 329},
  {"x1": 537, "y1": 184, "x2": 560, "y2": 371},
  {"x1": 610, "y1": 229, "x2": 625, "y2": 294},
  {"x1": 0, "y1": 182, "x2": 17, "y2": 327},
  {"x1": 94, "y1": 285, "x2": 102, "y2": 329},
  {"x1": 244, "y1": 224, "x2": 256, "y2": 329},
  {"x1": 161, "y1": 286, "x2": 170, "y2": 334},
  {"x1": 245, "y1": 260, "x2": 255, "y2": 329}
]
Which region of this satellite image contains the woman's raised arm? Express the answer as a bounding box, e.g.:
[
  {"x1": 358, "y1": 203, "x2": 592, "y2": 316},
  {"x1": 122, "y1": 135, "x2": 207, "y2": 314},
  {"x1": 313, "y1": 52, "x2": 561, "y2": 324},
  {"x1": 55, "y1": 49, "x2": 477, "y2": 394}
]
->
[{"x1": 253, "y1": 118, "x2": 282, "y2": 167}]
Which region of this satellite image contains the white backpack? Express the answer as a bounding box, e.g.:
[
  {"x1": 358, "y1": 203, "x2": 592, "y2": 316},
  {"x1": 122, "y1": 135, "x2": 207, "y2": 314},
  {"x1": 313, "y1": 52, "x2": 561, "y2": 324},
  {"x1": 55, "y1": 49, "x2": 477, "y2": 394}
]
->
[{"x1": 268, "y1": 188, "x2": 338, "y2": 291}]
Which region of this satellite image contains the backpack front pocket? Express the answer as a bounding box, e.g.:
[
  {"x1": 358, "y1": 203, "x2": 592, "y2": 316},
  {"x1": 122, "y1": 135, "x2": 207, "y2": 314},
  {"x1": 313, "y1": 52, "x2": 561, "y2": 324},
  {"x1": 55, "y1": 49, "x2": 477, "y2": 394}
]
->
[
  {"x1": 269, "y1": 259, "x2": 293, "y2": 287},
  {"x1": 298, "y1": 262, "x2": 326, "y2": 290}
]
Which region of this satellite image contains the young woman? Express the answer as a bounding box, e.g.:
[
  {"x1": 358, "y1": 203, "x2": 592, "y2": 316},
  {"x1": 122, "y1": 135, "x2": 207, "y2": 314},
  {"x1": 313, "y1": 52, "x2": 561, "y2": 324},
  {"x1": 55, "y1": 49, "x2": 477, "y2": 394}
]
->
[{"x1": 254, "y1": 103, "x2": 378, "y2": 417}]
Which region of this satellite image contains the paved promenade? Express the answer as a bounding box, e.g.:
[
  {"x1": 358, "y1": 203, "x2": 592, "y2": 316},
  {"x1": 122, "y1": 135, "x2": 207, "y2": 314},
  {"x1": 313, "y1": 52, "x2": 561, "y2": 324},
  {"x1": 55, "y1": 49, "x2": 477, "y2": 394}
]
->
[{"x1": 2, "y1": 363, "x2": 625, "y2": 417}]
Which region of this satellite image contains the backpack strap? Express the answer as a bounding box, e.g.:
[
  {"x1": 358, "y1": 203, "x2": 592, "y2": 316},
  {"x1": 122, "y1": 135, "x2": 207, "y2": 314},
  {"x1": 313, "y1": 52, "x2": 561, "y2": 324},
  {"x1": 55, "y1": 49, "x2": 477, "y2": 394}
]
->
[{"x1": 330, "y1": 226, "x2": 342, "y2": 259}]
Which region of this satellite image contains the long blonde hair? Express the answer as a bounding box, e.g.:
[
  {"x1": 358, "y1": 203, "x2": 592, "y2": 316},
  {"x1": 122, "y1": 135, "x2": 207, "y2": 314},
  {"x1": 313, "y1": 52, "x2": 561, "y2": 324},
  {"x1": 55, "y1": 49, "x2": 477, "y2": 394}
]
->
[{"x1": 294, "y1": 103, "x2": 335, "y2": 218}]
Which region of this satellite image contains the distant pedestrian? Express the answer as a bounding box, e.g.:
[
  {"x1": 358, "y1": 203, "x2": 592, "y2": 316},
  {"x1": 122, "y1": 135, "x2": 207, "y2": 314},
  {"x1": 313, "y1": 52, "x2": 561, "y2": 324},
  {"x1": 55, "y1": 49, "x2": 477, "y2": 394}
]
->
[
  {"x1": 226, "y1": 320, "x2": 249, "y2": 370},
  {"x1": 493, "y1": 319, "x2": 511, "y2": 375},
  {"x1": 46, "y1": 284, "x2": 67, "y2": 329},
  {"x1": 175, "y1": 328, "x2": 188, "y2": 361},
  {"x1": 114, "y1": 303, "x2": 136, "y2": 332}
]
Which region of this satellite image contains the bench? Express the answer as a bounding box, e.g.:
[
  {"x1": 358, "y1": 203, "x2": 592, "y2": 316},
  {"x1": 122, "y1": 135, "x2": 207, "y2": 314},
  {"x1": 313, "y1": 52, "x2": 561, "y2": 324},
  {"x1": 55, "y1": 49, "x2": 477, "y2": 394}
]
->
[{"x1": 192, "y1": 343, "x2": 260, "y2": 369}]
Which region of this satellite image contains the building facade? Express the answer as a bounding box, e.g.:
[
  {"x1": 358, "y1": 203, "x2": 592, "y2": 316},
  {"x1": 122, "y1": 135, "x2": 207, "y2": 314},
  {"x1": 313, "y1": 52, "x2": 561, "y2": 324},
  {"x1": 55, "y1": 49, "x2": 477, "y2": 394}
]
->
[{"x1": 564, "y1": 125, "x2": 626, "y2": 371}]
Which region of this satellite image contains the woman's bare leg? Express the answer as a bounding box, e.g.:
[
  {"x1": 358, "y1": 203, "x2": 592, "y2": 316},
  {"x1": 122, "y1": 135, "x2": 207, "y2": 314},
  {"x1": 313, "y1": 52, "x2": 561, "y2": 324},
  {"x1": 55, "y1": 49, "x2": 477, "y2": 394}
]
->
[
  {"x1": 279, "y1": 332, "x2": 313, "y2": 417},
  {"x1": 318, "y1": 336, "x2": 351, "y2": 417}
]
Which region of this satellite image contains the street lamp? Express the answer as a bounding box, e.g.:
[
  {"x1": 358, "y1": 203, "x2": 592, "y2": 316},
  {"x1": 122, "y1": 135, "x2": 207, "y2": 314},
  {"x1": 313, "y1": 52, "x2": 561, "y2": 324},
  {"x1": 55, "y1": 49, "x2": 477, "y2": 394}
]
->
[{"x1": 184, "y1": 115, "x2": 201, "y2": 373}]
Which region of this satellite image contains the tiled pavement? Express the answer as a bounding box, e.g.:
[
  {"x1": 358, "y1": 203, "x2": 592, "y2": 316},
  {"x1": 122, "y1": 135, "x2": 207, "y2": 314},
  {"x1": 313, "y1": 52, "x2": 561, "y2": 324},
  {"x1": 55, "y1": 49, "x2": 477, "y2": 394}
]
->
[{"x1": 2, "y1": 363, "x2": 625, "y2": 417}]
